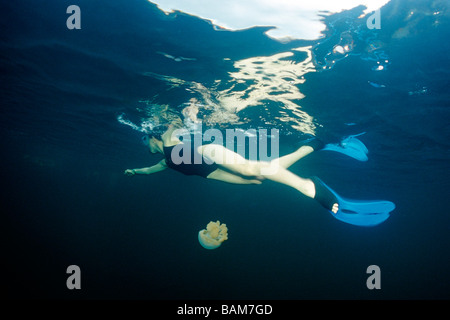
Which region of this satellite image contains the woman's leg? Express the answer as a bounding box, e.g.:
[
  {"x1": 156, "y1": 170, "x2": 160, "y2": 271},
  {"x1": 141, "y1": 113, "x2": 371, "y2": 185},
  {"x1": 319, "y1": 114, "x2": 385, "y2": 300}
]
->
[
  {"x1": 201, "y1": 144, "x2": 315, "y2": 197},
  {"x1": 278, "y1": 138, "x2": 325, "y2": 169},
  {"x1": 206, "y1": 168, "x2": 262, "y2": 185},
  {"x1": 201, "y1": 143, "x2": 316, "y2": 172},
  {"x1": 200, "y1": 142, "x2": 338, "y2": 213},
  {"x1": 277, "y1": 145, "x2": 313, "y2": 169}
]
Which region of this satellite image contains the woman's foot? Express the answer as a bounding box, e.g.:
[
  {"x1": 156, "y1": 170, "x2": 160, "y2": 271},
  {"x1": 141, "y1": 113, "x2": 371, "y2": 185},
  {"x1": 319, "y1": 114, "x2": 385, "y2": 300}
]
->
[
  {"x1": 311, "y1": 177, "x2": 340, "y2": 214},
  {"x1": 331, "y1": 203, "x2": 339, "y2": 214}
]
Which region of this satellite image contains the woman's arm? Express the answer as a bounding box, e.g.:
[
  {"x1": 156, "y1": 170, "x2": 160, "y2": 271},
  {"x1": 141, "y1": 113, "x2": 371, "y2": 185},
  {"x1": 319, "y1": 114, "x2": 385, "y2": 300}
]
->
[{"x1": 124, "y1": 159, "x2": 167, "y2": 176}]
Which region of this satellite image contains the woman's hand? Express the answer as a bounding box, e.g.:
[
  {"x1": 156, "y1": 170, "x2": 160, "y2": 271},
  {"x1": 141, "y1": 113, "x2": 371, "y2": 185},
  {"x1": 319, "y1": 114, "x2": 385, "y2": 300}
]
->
[{"x1": 124, "y1": 169, "x2": 136, "y2": 176}]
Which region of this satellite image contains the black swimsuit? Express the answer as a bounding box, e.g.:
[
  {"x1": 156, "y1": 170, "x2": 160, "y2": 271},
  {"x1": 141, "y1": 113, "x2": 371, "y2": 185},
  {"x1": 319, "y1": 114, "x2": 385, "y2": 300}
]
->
[{"x1": 163, "y1": 143, "x2": 219, "y2": 178}]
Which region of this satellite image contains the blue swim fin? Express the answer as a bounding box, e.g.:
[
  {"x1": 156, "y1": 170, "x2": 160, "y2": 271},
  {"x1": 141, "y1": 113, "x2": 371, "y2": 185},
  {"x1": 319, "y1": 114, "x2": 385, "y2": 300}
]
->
[
  {"x1": 322, "y1": 134, "x2": 369, "y2": 162},
  {"x1": 312, "y1": 177, "x2": 395, "y2": 227}
]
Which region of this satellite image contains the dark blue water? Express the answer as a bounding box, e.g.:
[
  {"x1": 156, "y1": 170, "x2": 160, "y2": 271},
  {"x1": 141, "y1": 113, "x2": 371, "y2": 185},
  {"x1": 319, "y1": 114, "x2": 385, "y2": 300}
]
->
[{"x1": 2, "y1": 0, "x2": 449, "y2": 299}]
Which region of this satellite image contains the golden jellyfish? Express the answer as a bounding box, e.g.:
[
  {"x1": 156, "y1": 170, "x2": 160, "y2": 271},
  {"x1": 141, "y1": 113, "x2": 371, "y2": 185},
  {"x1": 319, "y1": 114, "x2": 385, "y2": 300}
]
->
[{"x1": 198, "y1": 221, "x2": 228, "y2": 249}]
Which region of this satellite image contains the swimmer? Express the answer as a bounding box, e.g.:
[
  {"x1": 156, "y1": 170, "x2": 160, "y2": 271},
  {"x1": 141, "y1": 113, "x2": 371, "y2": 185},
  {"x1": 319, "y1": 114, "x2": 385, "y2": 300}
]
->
[{"x1": 124, "y1": 124, "x2": 339, "y2": 214}]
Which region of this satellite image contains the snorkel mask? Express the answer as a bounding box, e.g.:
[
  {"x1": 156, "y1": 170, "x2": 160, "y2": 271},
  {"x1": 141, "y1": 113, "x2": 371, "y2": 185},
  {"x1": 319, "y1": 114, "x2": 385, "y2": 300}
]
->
[{"x1": 141, "y1": 135, "x2": 150, "y2": 146}]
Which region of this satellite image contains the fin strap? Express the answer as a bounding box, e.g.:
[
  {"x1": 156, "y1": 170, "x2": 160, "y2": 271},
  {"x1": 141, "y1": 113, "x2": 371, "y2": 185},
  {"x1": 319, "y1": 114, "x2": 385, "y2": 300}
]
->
[
  {"x1": 311, "y1": 177, "x2": 338, "y2": 212},
  {"x1": 304, "y1": 138, "x2": 325, "y2": 151}
]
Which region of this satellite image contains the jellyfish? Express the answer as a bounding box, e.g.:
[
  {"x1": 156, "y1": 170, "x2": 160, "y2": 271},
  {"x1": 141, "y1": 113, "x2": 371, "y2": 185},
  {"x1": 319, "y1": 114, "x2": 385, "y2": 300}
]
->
[{"x1": 198, "y1": 221, "x2": 228, "y2": 250}]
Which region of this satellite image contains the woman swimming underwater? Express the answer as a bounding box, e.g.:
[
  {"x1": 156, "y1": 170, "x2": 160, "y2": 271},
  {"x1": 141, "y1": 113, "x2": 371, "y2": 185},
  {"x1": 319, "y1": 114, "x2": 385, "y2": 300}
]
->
[
  {"x1": 124, "y1": 124, "x2": 396, "y2": 226},
  {"x1": 125, "y1": 124, "x2": 340, "y2": 213}
]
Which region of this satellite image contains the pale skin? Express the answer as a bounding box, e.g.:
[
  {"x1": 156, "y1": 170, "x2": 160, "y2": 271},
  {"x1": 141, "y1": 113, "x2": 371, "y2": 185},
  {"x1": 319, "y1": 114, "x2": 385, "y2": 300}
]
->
[{"x1": 124, "y1": 126, "x2": 339, "y2": 213}]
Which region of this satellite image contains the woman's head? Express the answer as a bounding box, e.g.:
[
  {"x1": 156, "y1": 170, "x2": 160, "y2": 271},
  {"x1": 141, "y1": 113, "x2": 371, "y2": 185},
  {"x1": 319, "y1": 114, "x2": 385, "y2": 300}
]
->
[{"x1": 141, "y1": 124, "x2": 167, "y2": 153}]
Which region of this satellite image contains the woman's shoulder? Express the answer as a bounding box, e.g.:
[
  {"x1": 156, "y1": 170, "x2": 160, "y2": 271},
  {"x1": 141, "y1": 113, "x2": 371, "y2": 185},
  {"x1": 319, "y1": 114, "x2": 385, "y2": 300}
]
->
[{"x1": 161, "y1": 124, "x2": 186, "y2": 147}]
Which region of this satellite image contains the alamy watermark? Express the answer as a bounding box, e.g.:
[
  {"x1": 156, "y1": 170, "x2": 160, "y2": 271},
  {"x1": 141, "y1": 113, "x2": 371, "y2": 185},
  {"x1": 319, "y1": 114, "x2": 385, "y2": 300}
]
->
[
  {"x1": 366, "y1": 265, "x2": 381, "y2": 290},
  {"x1": 66, "y1": 265, "x2": 81, "y2": 290},
  {"x1": 66, "y1": 5, "x2": 81, "y2": 30},
  {"x1": 168, "y1": 124, "x2": 280, "y2": 175},
  {"x1": 366, "y1": 9, "x2": 381, "y2": 30},
  {"x1": 67, "y1": 5, "x2": 381, "y2": 31}
]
